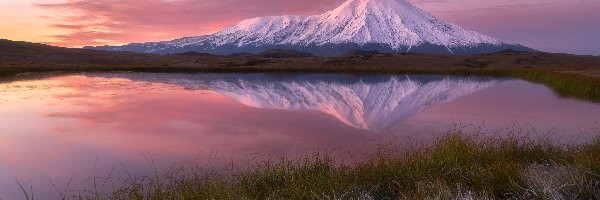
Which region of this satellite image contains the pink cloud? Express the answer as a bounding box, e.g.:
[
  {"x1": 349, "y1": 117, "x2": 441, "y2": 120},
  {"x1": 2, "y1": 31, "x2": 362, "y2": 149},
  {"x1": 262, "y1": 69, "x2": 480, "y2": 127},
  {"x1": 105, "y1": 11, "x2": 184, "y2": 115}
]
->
[
  {"x1": 35, "y1": 0, "x2": 344, "y2": 47},
  {"x1": 34, "y1": 0, "x2": 600, "y2": 55}
]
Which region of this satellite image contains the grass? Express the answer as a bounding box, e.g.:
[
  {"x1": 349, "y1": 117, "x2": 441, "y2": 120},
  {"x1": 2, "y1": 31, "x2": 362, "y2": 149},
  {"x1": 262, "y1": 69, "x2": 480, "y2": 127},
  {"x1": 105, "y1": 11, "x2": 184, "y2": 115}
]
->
[
  {"x1": 30, "y1": 129, "x2": 597, "y2": 200},
  {"x1": 512, "y1": 70, "x2": 600, "y2": 102}
]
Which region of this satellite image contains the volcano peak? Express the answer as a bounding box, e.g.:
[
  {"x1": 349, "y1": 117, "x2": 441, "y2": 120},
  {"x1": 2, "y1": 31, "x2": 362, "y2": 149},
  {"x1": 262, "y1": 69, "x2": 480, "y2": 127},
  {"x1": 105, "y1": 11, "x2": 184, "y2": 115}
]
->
[{"x1": 89, "y1": 0, "x2": 532, "y2": 56}]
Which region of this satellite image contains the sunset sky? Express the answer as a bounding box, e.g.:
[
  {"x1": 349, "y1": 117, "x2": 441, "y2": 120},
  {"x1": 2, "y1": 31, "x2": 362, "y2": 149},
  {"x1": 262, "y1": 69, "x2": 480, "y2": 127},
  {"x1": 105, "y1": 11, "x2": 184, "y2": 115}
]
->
[{"x1": 1, "y1": 0, "x2": 599, "y2": 55}]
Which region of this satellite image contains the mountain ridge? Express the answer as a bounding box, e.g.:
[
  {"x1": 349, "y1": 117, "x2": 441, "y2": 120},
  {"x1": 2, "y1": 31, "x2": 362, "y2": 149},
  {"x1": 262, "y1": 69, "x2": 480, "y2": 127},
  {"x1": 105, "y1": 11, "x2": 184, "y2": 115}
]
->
[{"x1": 88, "y1": 0, "x2": 533, "y2": 56}]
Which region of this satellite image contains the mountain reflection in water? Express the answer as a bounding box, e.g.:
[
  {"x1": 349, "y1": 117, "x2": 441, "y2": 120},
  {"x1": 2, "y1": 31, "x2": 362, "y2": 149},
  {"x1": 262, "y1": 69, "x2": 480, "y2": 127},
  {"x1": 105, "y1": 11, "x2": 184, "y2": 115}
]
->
[
  {"x1": 2, "y1": 73, "x2": 600, "y2": 199},
  {"x1": 96, "y1": 73, "x2": 500, "y2": 131}
]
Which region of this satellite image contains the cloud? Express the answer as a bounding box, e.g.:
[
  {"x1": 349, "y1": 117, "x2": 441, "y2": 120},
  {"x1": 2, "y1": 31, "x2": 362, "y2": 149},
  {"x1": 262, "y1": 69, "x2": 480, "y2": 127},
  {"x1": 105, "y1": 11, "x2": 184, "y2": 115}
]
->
[
  {"x1": 35, "y1": 0, "x2": 600, "y2": 55},
  {"x1": 35, "y1": 0, "x2": 343, "y2": 47},
  {"x1": 33, "y1": 0, "x2": 562, "y2": 47},
  {"x1": 433, "y1": 2, "x2": 565, "y2": 14}
]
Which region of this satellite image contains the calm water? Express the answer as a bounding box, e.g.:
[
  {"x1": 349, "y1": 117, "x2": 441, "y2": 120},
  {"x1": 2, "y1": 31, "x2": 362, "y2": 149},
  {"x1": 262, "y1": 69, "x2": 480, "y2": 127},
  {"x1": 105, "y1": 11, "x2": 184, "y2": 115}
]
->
[{"x1": 1, "y1": 73, "x2": 599, "y2": 198}]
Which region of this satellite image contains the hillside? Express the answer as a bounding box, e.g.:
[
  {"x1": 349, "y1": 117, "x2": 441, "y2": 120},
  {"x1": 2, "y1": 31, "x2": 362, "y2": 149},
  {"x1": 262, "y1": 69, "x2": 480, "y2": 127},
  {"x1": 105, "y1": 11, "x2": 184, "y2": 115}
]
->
[
  {"x1": 0, "y1": 39, "x2": 194, "y2": 72},
  {"x1": 1, "y1": 39, "x2": 598, "y2": 76}
]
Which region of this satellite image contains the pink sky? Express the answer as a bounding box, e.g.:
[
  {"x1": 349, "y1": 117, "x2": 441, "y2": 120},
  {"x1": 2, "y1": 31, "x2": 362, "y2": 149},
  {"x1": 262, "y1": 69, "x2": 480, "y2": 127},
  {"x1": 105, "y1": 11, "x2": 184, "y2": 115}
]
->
[{"x1": 1, "y1": 0, "x2": 599, "y2": 55}]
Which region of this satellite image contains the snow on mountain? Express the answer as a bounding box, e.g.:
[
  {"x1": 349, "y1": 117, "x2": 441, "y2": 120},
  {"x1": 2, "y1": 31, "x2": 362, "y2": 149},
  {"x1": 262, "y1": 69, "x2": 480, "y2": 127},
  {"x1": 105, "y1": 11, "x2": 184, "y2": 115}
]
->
[
  {"x1": 89, "y1": 0, "x2": 531, "y2": 56},
  {"x1": 95, "y1": 73, "x2": 500, "y2": 131},
  {"x1": 210, "y1": 0, "x2": 499, "y2": 49}
]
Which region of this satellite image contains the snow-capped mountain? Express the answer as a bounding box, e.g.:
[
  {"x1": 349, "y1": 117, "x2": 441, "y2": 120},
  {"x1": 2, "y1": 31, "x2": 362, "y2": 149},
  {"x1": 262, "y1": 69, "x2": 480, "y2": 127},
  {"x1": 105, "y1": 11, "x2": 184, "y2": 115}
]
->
[
  {"x1": 88, "y1": 0, "x2": 532, "y2": 56},
  {"x1": 95, "y1": 73, "x2": 500, "y2": 131}
]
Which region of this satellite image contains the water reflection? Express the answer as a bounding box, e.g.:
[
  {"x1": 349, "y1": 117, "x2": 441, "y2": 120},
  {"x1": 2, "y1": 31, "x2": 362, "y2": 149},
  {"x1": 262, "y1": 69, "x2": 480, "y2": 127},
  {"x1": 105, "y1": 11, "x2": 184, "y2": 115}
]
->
[
  {"x1": 96, "y1": 73, "x2": 500, "y2": 131},
  {"x1": 0, "y1": 73, "x2": 599, "y2": 199}
]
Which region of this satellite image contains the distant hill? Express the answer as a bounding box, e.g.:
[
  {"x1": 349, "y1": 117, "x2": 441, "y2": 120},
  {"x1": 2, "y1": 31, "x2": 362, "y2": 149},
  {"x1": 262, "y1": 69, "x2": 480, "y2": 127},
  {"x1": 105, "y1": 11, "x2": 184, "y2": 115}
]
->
[
  {"x1": 1, "y1": 39, "x2": 599, "y2": 83},
  {"x1": 340, "y1": 49, "x2": 382, "y2": 58},
  {"x1": 0, "y1": 39, "x2": 228, "y2": 78},
  {"x1": 0, "y1": 39, "x2": 77, "y2": 56},
  {"x1": 0, "y1": 39, "x2": 190, "y2": 68},
  {"x1": 245, "y1": 49, "x2": 315, "y2": 58}
]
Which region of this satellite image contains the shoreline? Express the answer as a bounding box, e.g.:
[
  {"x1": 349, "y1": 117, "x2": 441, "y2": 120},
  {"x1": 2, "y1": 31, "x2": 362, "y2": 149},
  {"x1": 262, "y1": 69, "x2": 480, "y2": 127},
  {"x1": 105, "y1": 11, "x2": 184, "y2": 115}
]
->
[{"x1": 2, "y1": 66, "x2": 599, "y2": 103}]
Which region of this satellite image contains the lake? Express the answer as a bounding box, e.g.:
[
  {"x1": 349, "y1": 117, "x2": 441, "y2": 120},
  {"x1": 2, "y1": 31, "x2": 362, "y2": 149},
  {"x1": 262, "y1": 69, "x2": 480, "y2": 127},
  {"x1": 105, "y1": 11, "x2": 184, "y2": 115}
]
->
[{"x1": 1, "y1": 73, "x2": 599, "y2": 199}]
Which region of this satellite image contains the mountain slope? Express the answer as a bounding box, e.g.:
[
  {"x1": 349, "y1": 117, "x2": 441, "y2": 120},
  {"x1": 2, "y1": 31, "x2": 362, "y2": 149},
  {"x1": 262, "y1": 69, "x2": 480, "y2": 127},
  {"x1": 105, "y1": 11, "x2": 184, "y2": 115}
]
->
[{"x1": 89, "y1": 0, "x2": 533, "y2": 56}]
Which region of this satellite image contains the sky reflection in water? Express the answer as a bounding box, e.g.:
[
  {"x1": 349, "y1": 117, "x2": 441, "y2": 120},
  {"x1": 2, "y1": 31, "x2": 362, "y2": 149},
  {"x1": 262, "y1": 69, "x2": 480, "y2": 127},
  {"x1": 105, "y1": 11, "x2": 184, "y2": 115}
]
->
[{"x1": 0, "y1": 73, "x2": 599, "y2": 199}]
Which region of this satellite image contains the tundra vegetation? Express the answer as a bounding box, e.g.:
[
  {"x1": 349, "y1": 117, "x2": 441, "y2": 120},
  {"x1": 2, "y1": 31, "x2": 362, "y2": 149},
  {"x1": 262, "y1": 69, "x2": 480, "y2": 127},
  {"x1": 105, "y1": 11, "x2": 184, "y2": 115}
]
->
[{"x1": 17, "y1": 128, "x2": 600, "y2": 200}]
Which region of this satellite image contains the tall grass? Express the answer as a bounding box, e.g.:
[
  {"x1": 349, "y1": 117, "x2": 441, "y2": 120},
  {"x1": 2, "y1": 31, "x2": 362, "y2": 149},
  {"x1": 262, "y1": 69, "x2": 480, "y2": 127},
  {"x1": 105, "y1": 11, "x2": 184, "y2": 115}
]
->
[
  {"x1": 48, "y1": 129, "x2": 598, "y2": 200},
  {"x1": 512, "y1": 70, "x2": 600, "y2": 102}
]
